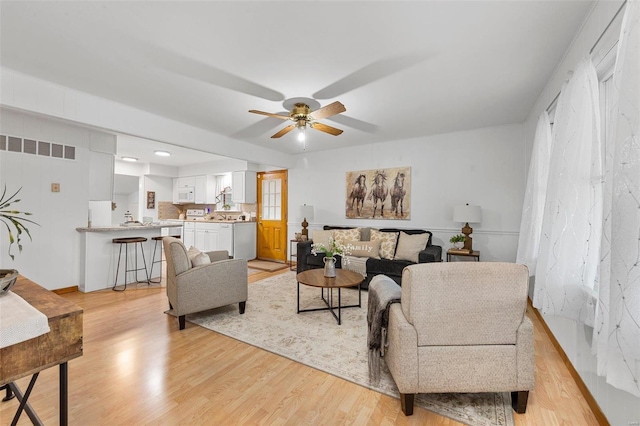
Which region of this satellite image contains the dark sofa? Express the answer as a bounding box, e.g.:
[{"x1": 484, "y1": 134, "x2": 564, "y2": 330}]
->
[{"x1": 296, "y1": 225, "x2": 442, "y2": 289}]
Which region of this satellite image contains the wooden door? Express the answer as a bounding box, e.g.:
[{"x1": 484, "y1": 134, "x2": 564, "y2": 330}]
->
[{"x1": 257, "y1": 170, "x2": 288, "y2": 262}]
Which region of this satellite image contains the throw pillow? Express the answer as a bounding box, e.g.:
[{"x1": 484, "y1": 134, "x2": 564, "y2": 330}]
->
[
  {"x1": 333, "y1": 228, "x2": 361, "y2": 246},
  {"x1": 394, "y1": 231, "x2": 430, "y2": 263},
  {"x1": 370, "y1": 229, "x2": 399, "y2": 260},
  {"x1": 187, "y1": 246, "x2": 202, "y2": 267},
  {"x1": 312, "y1": 230, "x2": 334, "y2": 249},
  {"x1": 187, "y1": 246, "x2": 211, "y2": 267},
  {"x1": 344, "y1": 240, "x2": 381, "y2": 258},
  {"x1": 191, "y1": 252, "x2": 211, "y2": 266}
]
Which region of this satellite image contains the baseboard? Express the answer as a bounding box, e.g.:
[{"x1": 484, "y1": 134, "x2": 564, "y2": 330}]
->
[
  {"x1": 528, "y1": 299, "x2": 609, "y2": 426},
  {"x1": 53, "y1": 285, "x2": 78, "y2": 295}
]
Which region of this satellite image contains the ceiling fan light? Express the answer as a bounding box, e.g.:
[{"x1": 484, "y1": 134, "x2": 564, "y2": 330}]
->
[{"x1": 297, "y1": 127, "x2": 306, "y2": 143}]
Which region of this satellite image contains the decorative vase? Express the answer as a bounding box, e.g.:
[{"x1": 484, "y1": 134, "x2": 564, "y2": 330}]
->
[
  {"x1": 323, "y1": 256, "x2": 337, "y2": 277},
  {"x1": 452, "y1": 242, "x2": 463, "y2": 249},
  {"x1": 0, "y1": 269, "x2": 19, "y2": 296}
]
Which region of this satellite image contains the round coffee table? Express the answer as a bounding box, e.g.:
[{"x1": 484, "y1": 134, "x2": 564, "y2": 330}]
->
[{"x1": 296, "y1": 268, "x2": 364, "y2": 325}]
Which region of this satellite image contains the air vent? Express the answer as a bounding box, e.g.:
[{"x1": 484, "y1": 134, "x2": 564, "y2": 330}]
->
[{"x1": 0, "y1": 135, "x2": 75, "y2": 160}]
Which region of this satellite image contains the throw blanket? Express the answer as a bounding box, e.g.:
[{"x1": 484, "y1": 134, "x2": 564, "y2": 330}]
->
[{"x1": 367, "y1": 275, "x2": 401, "y2": 383}]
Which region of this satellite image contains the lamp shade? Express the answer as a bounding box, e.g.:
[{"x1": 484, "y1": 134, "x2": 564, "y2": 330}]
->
[
  {"x1": 453, "y1": 204, "x2": 482, "y2": 223},
  {"x1": 300, "y1": 204, "x2": 314, "y2": 220}
]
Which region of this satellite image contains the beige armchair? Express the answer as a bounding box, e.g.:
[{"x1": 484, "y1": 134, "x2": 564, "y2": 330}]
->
[
  {"x1": 386, "y1": 262, "x2": 534, "y2": 416},
  {"x1": 162, "y1": 237, "x2": 248, "y2": 330}
]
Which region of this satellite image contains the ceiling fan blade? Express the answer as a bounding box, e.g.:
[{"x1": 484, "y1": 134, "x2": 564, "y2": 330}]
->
[
  {"x1": 313, "y1": 54, "x2": 431, "y2": 99},
  {"x1": 310, "y1": 101, "x2": 346, "y2": 121},
  {"x1": 249, "y1": 110, "x2": 291, "y2": 120},
  {"x1": 271, "y1": 125, "x2": 295, "y2": 138},
  {"x1": 310, "y1": 122, "x2": 343, "y2": 136}
]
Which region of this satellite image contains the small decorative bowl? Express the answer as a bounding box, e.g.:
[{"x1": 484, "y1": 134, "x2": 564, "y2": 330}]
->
[{"x1": 0, "y1": 269, "x2": 19, "y2": 296}]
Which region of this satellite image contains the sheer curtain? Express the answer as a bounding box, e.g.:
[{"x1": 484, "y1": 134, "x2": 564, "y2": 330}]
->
[
  {"x1": 533, "y1": 57, "x2": 602, "y2": 326},
  {"x1": 593, "y1": 0, "x2": 640, "y2": 397},
  {"x1": 516, "y1": 112, "x2": 552, "y2": 275}
]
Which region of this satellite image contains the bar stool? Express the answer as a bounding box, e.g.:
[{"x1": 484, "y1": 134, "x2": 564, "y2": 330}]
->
[
  {"x1": 112, "y1": 237, "x2": 150, "y2": 291},
  {"x1": 149, "y1": 235, "x2": 180, "y2": 284}
]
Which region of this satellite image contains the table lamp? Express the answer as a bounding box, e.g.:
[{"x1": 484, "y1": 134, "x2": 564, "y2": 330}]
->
[
  {"x1": 453, "y1": 204, "x2": 482, "y2": 252},
  {"x1": 300, "y1": 204, "x2": 314, "y2": 238}
]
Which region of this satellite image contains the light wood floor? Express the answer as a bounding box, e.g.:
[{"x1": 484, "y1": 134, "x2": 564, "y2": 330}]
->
[{"x1": 1, "y1": 269, "x2": 602, "y2": 425}]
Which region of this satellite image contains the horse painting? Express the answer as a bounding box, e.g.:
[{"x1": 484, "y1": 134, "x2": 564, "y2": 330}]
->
[
  {"x1": 348, "y1": 174, "x2": 367, "y2": 216},
  {"x1": 391, "y1": 172, "x2": 406, "y2": 217},
  {"x1": 367, "y1": 171, "x2": 389, "y2": 218}
]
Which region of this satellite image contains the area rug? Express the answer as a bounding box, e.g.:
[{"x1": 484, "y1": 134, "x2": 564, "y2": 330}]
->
[
  {"x1": 247, "y1": 259, "x2": 289, "y2": 272},
  {"x1": 187, "y1": 271, "x2": 514, "y2": 426}
]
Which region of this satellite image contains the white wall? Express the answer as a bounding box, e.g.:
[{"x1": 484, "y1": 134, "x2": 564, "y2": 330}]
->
[
  {"x1": 142, "y1": 175, "x2": 172, "y2": 221},
  {"x1": 288, "y1": 123, "x2": 526, "y2": 262},
  {"x1": 521, "y1": 1, "x2": 640, "y2": 424},
  {"x1": 0, "y1": 67, "x2": 292, "y2": 169},
  {"x1": 0, "y1": 108, "x2": 116, "y2": 290},
  {"x1": 112, "y1": 194, "x2": 130, "y2": 224}
]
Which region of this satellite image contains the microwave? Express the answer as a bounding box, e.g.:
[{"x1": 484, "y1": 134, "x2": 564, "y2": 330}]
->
[{"x1": 176, "y1": 187, "x2": 195, "y2": 203}]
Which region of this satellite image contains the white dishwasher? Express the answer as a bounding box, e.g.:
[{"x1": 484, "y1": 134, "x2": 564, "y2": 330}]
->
[{"x1": 218, "y1": 223, "x2": 234, "y2": 256}]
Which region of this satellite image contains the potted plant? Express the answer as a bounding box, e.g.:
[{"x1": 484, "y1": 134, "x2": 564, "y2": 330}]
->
[
  {"x1": 1, "y1": 185, "x2": 39, "y2": 294},
  {"x1": 223, "y1": 204, "x2": 231, "y2": 211},
  {"x1": 449, "y1": 234, "x2": 465, "y2": 249},
  {"x1": 311, "y1": 238, "x2": 351, "y2": 277}
]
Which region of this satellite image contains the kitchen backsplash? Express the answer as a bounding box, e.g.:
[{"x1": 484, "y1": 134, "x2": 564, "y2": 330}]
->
[{"x1": 158, "y1": 202, "x2": 257, "y2": 220}]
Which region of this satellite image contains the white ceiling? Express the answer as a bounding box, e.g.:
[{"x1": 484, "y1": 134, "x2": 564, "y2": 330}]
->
[{"x1": 0, "y1": 1, "x2": 594, "y2": 161}]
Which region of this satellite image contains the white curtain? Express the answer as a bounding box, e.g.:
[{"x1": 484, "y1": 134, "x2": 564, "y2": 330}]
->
[
  {"x1": 593, "y1": 0, "x2": 640, "y2": 397},
  {"x1": 533, "y1": 57, "x2": 602, "y2": 326},
  {"x1": 516, "y1": 112, "x2": 552, "y2": 276}
]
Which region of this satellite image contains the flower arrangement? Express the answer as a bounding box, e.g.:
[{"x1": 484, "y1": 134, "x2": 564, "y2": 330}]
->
[
  {"x1": 311, "y1": 237, "x2": 350, "y2": 258},
  {"x1": 1, "y1": 186, "x2": 39, "y2": 260}
]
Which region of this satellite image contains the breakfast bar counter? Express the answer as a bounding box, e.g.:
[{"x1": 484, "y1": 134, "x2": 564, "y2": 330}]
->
[{"x1": 76, "y1": 223, "x2": 182, "y2": 292}]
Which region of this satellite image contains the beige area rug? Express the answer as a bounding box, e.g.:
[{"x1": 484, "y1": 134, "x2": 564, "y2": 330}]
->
[
  {"x1": 247, "y1": 259, "x2": 289, "y2": 272},
  {"x1": 187, "y1": 271, "x2": 515, "y2": 426}
]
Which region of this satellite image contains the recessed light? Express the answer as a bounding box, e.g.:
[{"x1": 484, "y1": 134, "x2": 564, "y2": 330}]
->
[
  {"x1": 154, "y1": 150, "x2": 171, "y2": 157},
  {"x1": 121, "y1": 156, "x2": 138, "y2": 162}
]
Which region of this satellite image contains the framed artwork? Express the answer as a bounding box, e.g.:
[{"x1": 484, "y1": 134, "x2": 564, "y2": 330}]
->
[
  {"x1": 345, "y1": 167, "x2": 411, "y2": 219},
  {"x1": 146, "y1": 191, "x2": 156, "y2": 209}
]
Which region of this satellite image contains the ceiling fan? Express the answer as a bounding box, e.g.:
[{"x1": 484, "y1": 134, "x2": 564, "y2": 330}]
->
[{"x1": 249, "y1": 101, "x2": 346, "y2": 140}]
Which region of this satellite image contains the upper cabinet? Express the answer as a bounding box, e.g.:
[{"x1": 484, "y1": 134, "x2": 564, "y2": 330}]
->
[
  {"x1": 232, "y1": 171, "x2": 257, "y2": 204},
  {"x1": 194, "y1": 175, "x2": 206, "y2": 204},
  {"x1": 173, "y1": 174, "x2": 229, "y2": 205},
  {"x1": 175, "y1": 176, "x2": 196, "y2": 188}
]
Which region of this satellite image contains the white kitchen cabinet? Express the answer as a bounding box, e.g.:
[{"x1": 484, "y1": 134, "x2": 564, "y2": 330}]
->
[
  {"x1": 183, "y1": 222, "x2": 196, "y2": 248},
  {"x1": 176, "y1": 177, "x2": 196, "y2": 188},
  {"x1": 194, "y1": 175, "x2": 206, "y2": 204},
  {"x1": 194, "y1": 222, "x2": 228, "y2": 252},
  {"x1": 232, "y1": 171, "x2": 257, "y2": 203},
  {"x1": 195, "y1": 225, "x2": 219, "y2": 252}
]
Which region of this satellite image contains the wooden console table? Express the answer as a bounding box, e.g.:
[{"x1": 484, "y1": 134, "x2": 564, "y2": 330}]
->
[{"x1": 0, "y1": 276, "x2": 83, "y2": 425}]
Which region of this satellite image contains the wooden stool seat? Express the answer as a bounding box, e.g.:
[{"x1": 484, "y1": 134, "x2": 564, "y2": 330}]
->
[{"x1": 113, "y1": 237, "x2": 147, "y2": 244}]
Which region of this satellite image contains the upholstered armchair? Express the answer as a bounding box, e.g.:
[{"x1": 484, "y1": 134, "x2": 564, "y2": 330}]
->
[
  {"x1": 386, "y1": 262, "x2": 534, "y2": 416},
  {"x1": 162, "y1": 237, "x2": 248, "y2": 330}
]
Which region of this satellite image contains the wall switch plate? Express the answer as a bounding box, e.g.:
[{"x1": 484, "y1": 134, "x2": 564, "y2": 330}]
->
[{"x1": 51, "y1": 183, "x2": 60, "y2": 192}]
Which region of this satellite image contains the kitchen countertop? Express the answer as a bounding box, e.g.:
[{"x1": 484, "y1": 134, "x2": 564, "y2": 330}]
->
[
  {"x1": 174, "y1": 219, "x2": 256, "y2": 224},
  {"x1": 76, "y1": 223, "x2": 184, "y2": 233}
]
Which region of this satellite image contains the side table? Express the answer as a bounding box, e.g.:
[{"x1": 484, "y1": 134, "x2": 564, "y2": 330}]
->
[
  {"x1": 290, "y1": 239, "x2": 299, "y2": 271},
  {"x1": 446, "y1": 249, "x2": 480, "y2": 262}
]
